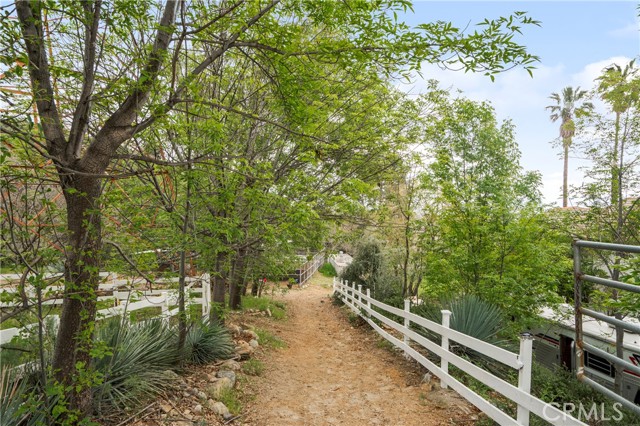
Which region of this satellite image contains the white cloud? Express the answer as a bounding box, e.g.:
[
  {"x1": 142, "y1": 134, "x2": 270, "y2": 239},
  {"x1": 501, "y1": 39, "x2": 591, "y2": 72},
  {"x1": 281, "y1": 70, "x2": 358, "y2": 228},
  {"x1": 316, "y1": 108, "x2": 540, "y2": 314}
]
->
[
  {"x1": 396, "y1": 56, "x2": 640, "y2": 207},
  {"x1": 571, "y1": 56, "x2": 635, "y2": 90},
  {"x1": 608, "y1": 22, "x2": 639, "y2": 39}
]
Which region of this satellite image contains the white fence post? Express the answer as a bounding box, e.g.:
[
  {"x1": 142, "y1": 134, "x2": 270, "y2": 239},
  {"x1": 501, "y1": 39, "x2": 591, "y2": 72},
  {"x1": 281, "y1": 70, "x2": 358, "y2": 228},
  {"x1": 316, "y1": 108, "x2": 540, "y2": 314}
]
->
[
  {"x1": 441, "y1": 309, "x2": 452, "y2": 389},
  {"x1": 357, "y1": 285, "x2": 362, "y2": 307},
  {"x1": 404, "y1": 299, "x2": 411, "y2": 357},
  {"x1": 202, "y1": 273, "x2": 210, "y2": 319},
  {"x1": 366, "y1": 288, "x2": 371, "y2": 310},
  {"x1": 517, "y1": 332, "x2": 534, "y2": 426}
]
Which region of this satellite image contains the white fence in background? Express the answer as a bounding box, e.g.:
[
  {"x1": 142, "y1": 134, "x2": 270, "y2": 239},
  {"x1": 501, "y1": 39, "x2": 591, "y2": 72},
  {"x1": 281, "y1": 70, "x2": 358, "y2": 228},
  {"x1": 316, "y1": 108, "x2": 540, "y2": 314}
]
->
[
  {"x1": 0, "y1": 275, "x2": 212, "y2": 345},
  {"x1": 333, "y1": 278, "x2": 587, "y2": 426},
  {"x1": 297, "y1": 252, "x2": 324, "y2": 287}
]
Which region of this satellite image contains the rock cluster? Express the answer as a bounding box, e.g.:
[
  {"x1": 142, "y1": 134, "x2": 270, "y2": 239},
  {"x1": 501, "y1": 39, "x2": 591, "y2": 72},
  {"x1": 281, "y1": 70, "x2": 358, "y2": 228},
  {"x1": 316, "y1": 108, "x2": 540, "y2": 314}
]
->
[{"x1": 151, "y1": 323, "x2": 261, "y2": 425}]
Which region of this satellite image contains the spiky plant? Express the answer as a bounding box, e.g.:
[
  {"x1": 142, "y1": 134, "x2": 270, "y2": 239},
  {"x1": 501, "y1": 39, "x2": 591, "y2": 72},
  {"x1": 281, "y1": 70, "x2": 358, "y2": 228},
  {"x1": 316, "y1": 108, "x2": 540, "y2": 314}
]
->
[
  {"x1": 184, "y1": 317, "x2": 234, "y2": 365},
  {"x1": 0, "y1": 367, "x2": 52, "y2": 426},
  {"x1": 413, "y1": 294, "x2": 506, "y2": 347},
  {"x1": 93, "y1": 318, "x2": 180, "y2": 415}
]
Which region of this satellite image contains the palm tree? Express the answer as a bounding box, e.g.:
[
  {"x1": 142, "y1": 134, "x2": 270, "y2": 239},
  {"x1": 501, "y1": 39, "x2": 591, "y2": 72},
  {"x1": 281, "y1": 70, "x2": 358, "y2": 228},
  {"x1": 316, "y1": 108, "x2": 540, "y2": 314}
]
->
[
  {"x1": 546, "y1": 87, "x2": 593, "y2": 207},
  {"x1": 596, "y1": 60, "x2": 639, "y2": 207}
]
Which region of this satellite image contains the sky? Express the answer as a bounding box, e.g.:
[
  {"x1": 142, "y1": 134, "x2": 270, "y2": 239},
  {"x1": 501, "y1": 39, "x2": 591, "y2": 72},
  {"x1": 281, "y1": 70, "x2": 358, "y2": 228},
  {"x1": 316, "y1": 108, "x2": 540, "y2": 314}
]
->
[{"x1": 398, "y1": 1, "x2": 640, "y2": 206}]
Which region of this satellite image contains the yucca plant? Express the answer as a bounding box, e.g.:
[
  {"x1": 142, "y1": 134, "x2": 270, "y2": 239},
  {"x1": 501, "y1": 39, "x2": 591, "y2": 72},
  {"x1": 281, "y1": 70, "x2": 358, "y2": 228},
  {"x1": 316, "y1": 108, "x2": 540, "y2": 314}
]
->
[
  {"x1": 0, "y1": 367, "x2": 54, "y2": 426},
  {"x1": 0, "y1": 367, "x2": 28, "y2": 426},
  {"x1": 184, "y1": 318, "x2": 234, "y2": 365},
  {"x1": 413, "y1": 294, "x2": 506, "y2": 348},
  {"x1": 93, "y1": 318, "x2": 180, "y2": 415}
]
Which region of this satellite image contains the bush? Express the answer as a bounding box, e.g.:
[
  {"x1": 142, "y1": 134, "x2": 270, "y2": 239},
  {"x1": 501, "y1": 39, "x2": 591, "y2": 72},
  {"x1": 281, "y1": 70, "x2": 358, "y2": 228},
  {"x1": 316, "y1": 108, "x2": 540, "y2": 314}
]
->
[
  {"x1": 318, "y1": 262, "x2": 337, "y2": 277},
  {"x1": 93, "y1": 318, "x2": 181, "y2": 414},
  {"x1": 184, "y1": 318, "x2": 235, "y2": 365}
]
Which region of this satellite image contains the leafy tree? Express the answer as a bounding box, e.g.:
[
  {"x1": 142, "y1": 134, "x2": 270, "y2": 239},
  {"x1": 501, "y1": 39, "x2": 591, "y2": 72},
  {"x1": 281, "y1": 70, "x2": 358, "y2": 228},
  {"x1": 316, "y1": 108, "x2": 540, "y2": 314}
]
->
[
  {"x1": 546, "y1": 86, "x2": 593, "y2": 207},
  {"x1": 1, "y1": 0, "x2": 540, "y2": 419},
  {"x1": 421, "y1": 93, "x2": 565, "y2": 323}
]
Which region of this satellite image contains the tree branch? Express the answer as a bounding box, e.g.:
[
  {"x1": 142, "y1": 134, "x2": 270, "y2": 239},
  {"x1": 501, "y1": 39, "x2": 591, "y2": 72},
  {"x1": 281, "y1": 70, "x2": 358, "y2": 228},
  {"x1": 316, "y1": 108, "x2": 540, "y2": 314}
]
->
[{"x1": 67, "y1": 0, "x2": 103, "y2": 159}]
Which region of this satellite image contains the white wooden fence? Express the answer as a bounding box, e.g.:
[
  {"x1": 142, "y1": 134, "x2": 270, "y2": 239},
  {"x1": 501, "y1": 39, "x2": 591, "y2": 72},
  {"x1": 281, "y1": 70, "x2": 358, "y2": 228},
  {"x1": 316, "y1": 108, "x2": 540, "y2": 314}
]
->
[
  {"x1": 334, "y1": 279, "x2": 587, "y2": 426},
  {"x1": 0, "y1": 274, "x2": 212, "y2": 345}
]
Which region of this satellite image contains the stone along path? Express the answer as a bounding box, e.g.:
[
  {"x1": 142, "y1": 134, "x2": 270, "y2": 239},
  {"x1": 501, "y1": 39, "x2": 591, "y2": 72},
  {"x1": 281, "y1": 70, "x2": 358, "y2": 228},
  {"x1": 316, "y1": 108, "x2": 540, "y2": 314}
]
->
[{"x1": 244, "y1": 277, "x2": 476, "y2": 426}]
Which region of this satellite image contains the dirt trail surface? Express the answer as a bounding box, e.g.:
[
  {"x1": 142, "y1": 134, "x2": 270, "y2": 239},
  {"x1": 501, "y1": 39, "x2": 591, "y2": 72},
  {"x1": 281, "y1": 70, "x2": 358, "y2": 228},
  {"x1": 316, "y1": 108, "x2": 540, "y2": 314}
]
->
[{"x1": 244, "y1": 277, "x2": 477, "y2": 426}]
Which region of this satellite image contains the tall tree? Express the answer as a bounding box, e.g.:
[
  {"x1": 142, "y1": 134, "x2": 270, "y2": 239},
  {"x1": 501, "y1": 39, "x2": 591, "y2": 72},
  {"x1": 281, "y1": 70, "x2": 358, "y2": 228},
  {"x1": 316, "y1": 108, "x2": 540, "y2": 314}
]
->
[
  {"x1": 546, "y1": 86, "x2": 593, "y2": 207},
  {"x1": 1, "y1": 0, "x2": 540, "y2": 419}
]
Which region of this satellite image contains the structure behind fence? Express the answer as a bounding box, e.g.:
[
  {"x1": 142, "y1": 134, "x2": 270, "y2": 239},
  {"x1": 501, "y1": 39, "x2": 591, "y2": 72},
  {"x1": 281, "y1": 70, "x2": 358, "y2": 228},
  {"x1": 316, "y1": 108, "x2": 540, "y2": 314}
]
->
[
  {"x1": 573, "y1": 240, "x2": 640, "y2": 416},
  {"x1": 333, "y1": 278, "x2": 586, "y2": 426}
]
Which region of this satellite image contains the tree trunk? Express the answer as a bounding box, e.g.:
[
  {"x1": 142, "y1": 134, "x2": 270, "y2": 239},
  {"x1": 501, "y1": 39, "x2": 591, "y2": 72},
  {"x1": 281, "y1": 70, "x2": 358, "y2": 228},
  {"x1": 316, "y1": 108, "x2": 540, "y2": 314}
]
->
[
  {"x1": 611, "y1": 113, "x2": 621, "y2": 206},
  {"x1": 563, "y1": 138, "x2": 569, "y2": 207},
  {"x1": 229, "y1": 249, "x2": 247, "y2": 310},
  {"x1": 52, "y1": 175, "x2": 102, "y2": 415}
]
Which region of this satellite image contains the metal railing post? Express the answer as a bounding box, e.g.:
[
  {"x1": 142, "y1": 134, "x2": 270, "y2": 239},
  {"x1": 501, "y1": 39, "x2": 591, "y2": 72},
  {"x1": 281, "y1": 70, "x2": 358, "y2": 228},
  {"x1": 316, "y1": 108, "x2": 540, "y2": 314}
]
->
[
  {"x1": 441, "y1": 309, "x2": 452, "y2": 389},
  {"x1": 517, "y1": 332, "x2": 533, "y2": 426}
]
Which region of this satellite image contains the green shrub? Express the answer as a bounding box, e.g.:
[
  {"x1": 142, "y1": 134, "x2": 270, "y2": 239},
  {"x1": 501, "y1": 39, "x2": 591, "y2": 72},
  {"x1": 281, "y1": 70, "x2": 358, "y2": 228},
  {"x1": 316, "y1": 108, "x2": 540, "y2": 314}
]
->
[
  {"x1": 184, "y1": 318, "x2": 234, "y2": 365},
  {"x1": 93, "y1": 318, "x2": 180, "y2": 414},
  {"x1": 318, "y1": 262, "x2": 337, "y2": 277}
]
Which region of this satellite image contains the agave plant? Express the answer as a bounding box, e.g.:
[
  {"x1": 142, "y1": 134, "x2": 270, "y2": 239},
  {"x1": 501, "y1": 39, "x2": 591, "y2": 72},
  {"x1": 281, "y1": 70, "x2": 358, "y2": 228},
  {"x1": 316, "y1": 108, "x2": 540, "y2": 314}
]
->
[
  {"x1": 93, "y1": 318, "x2": 180, "y2": 414},
  {"x1": 184, "y1": 318, "x2": 235, "y2": 365},
  {"x1": 413, "y1": 294, "x2": 506, "y2": 347}
]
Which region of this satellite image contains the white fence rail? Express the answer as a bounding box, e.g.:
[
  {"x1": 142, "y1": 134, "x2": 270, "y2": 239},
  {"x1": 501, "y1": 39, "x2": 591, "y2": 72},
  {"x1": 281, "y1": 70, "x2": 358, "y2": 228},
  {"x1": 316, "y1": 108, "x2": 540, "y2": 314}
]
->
[
  {"x1": 333, "y1": 278, "x2": 587, "y2": 426},
  {"x1": 0, "y1": 274, "x2": 212, "y2": 345}
]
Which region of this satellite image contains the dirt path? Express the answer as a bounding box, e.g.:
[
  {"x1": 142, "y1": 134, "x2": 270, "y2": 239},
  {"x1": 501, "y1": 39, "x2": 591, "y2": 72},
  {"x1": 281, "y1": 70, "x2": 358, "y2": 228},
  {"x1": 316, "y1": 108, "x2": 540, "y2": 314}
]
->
[{"x1": 244, "y1": 276, "x2": 476, "y2": 426}]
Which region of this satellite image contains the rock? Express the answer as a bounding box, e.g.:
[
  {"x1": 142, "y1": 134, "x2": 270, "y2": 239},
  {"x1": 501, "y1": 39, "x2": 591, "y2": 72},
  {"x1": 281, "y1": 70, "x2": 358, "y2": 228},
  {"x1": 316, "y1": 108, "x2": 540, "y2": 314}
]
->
[
  {"x1": 249, "y1": 339, "x2": 259, "y2": 349},
  {"x1": 243, "y1": 329, "x2": 259, "y2": 340},
  {"x1": 162, "y1": 370, "x2": 186, "y2": 389},
  {"x1": 160, "y1": 404, "x2": 172, "y2": 414},
  {"x1": 197, "y1": 390, "x2": 207, "y2": 400},
  {"x1": 236, "y1": 340, "x2": 253, "y2": 359},
  {"x1": 216, "y1": 370, "x2": 236, "y2": 387},
  {"x1": 266, "y1": 307, "x2": 272, "y2": 317},
  {"x1": 219, "y1": 359, "x2": 241, "y2": 371},
  {"x1": 206, "y1": 373, "x2": 217, "y2": 382},
  {"x1": 193, "y1": 404, "x2": 203, "y2": 415},
  {"x1": 223, "y1": 412, "x2": 235, "y2": 421},
  {"x1": 211, "y1": 401, "x2": 231, "y2": 417},
  {"x1": 206, "y1": 398, "x2": 216, "y2": 409},
  {"x1": 227, "y1": 324, "x2": 242, "y2": 335},
  {"x1": 182, "y1": 391, "x2": 191, "y2": 398},
  {"x1": 207, "y1": 377, "x2": 233, "y2": 399}
]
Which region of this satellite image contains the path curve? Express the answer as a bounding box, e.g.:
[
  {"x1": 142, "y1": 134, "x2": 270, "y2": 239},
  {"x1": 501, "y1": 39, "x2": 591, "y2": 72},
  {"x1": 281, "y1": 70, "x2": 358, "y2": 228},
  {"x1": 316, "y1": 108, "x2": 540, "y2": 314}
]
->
[{"x1": 244, "y1": 277, "x2": 476, "y2": 426}]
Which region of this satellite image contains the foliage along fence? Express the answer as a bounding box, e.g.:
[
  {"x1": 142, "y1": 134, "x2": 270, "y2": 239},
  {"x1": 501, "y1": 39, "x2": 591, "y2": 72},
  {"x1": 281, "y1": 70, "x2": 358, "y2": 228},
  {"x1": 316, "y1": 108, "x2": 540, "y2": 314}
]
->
[
  {"x1": 333, "y1": 278, "x2": 587, "y2": 426},
  {"x1": 0, "y1": 275, "x2": 211, "y2": 345}
]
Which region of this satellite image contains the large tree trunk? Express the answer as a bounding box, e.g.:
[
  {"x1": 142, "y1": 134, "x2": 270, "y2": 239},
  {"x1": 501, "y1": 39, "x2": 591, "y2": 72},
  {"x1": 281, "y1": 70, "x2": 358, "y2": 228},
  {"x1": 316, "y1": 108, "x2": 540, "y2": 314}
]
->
[{"x1": 52, "y1": 175, "x2": 103, "y2": 414}]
